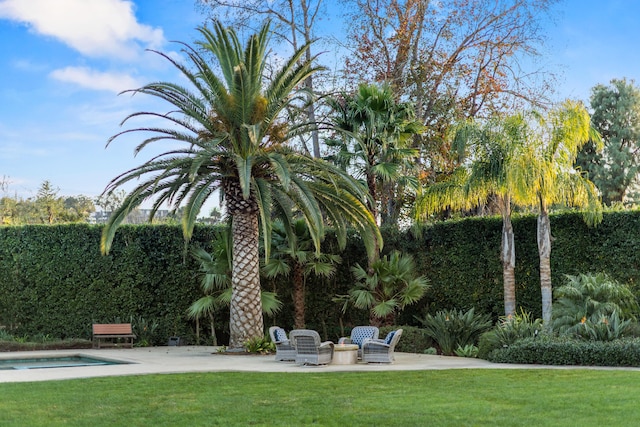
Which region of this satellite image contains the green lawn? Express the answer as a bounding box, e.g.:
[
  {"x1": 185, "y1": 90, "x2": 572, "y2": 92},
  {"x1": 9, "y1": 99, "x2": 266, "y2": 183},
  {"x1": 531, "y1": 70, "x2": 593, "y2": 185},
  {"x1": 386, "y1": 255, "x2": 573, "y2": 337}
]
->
[{"x1": 1, "y1": 369, "x2": 638, "y2": 426}]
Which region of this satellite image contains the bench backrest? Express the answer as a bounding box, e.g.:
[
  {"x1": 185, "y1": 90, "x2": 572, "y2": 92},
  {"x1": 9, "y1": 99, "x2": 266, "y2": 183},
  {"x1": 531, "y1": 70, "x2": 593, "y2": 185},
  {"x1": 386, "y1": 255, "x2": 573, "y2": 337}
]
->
[{"x1": 93, "y1": 323, "x2": 133, "y2": 335}]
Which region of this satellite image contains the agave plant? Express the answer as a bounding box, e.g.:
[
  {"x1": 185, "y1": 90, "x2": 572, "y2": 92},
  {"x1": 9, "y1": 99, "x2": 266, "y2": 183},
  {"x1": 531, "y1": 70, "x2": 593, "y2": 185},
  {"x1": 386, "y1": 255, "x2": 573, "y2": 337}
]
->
[
  {"x1": 568, "y1": 311, "x2": 631, "y2": 341},
  {"x1": 417, "y1": 308, "x2": 492, "y2": 356}
]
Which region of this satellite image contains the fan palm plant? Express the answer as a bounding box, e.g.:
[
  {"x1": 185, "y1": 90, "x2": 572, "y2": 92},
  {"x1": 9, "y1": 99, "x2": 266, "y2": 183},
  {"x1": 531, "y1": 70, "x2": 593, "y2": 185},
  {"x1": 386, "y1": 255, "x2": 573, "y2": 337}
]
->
[
  {"x1": 262, "y1": 219, "x2": 341, "y2": 329},
  {"x1": 100, "y1": 21, "x2": 381, "y2": 349},
  {"x1": 344, "y1": 250, "x2": 429, "y2": 326},
  {"x1": 326, "y1": 83, "x2": 423, "y2": 227}
]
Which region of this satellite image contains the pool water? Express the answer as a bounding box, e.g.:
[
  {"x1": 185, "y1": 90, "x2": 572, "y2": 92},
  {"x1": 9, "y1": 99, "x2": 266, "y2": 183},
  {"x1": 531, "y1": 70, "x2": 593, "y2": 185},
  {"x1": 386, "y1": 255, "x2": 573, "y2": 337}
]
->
[{"x1": 0, "y1": 355, "x2": 129, "y2": 370}]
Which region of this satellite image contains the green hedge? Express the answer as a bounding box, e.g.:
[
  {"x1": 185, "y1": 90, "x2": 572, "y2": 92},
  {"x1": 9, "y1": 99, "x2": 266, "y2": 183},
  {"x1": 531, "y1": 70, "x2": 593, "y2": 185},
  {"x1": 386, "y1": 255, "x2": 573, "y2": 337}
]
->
[
  {"x1": 380, "y1": 210, "x2": 640, "y2": 323},
  {"x1": 379, "y1": 325, "x2": 433, "y2": 354},
  {"x1": 487, "y1": 336, "x2": 640, "y2": 367},
  {"x1": 0, "y1": 224, "x2": 217, "y2": 344},
  {"x1": 3, "y1": 210, "x2": 640, "y2": 345}
]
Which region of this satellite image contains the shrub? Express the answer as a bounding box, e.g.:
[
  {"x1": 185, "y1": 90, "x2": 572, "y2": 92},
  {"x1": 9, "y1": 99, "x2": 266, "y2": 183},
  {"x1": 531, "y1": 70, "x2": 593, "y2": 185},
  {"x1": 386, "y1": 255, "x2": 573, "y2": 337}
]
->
[
  {"x1": 552, "y1": 272, "x2": 639, "y2": 336},
  {"x1": 416, "y1": 308, "x2": 492, "y2": 356},
  {"x1": 487, "y1": 336, "x2": 640, "y2": 366},
  {"x1": 379, "y1": 325, "x2": 433, "y2": 353},
  {"x1": 478, "y1": 310, "x2": 543, "y2": 359},
  {"x1": 623, "y1": 320, "x2": 640, "y2": 338},
  {"x1": 132, "y1": 316, "x2": 160, "y2": 347},
  {"x1": 454, "y1": 344, "x2": 479, "y2": 358},
  {"x1": 244, "y1": 336, "x2": 275, "y2": 354},
  {"x1": 573, "y1": 311, "x2": 632, "y2": 341}
]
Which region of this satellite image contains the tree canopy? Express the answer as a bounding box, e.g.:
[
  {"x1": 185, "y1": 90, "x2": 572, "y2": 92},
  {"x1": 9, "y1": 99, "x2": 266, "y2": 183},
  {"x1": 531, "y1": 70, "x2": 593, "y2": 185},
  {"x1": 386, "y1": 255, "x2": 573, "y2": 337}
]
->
[{"x1": 577, "y1": 78, "x2": 640, "y2": 206}]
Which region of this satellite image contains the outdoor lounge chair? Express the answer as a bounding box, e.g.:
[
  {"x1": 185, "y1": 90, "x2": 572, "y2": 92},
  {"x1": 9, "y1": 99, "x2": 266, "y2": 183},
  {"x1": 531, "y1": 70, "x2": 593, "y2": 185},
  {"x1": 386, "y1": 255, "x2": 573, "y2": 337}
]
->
[
  {"x1": 289, "y1": 329, "x2": 334, "y2": 365},
  {"x1": 362, "y1": 328, "x2": 403, "y2": 363},
  {"x1": 268, "y1": 326, "x2": 296, "y2": 361},
  {"x1": 338, "y1": 326, "x2": 379, "y2": 358}
]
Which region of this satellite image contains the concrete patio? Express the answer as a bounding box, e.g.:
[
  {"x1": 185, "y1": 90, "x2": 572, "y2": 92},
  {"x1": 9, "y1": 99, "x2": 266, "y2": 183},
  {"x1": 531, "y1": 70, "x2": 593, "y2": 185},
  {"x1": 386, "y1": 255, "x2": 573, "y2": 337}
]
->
[{"x1": 2, "y1": 346, "x2": 638, "y2": 383}]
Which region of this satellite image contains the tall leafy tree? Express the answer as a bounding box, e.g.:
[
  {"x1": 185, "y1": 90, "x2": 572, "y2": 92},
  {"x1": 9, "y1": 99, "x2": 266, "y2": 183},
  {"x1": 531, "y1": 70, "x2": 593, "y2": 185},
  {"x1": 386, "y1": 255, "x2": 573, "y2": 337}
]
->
[
  {"x1": 60, "y1": 196, "x2": 96, "y2": 223},
  {"x1": 512, "y1": 100, "x2": 602, "y2": 326},
  {"x1": 0, "y1": 182, "x2": 95, "y2": 225},
  {"x1": 35, "y1": 180, "x2": 64, "y2": 224},
  {"x1": 325, "y1": 83, "x2": 423, "y2": 227},
  {"x1": 415, "y1": 114, "x2": 530, "y2": 317},
  {"x1": 101, "y1": 21, "x2": 381, "y2": 349},
  {"x1": 342, "y1": 0, "x2": 558, "y2": 181},
  {"x1": 577, "y1": 78, "x2": 640, "y2": 206}
]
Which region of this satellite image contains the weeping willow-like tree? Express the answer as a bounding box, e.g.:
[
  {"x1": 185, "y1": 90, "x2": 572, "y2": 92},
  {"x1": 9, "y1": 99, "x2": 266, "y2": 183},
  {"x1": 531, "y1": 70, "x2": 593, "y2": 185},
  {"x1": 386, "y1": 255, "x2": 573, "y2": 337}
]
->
[
  {"x1": 416, "y1": 114, "x2": 530, "y2": 317},
  {"x1": 417, "y1": 101, "x2": 603, "y2": 323},
  {"x1": 511, "y1": 100, "x2": 603, "y2": 326}
]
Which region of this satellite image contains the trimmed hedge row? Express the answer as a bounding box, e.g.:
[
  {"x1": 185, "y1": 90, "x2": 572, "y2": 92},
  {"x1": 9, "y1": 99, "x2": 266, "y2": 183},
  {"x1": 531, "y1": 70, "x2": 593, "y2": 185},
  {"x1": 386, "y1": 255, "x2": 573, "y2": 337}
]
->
[
  {"x1": 2, "y1": 210, "x2": 640, "y2": 344},
  {"x1": 486, "y1": 336, "x2": 640, "y2": 367},
  {"x1": 0, "y1": 224, "x2": 217, "y2": 344}
]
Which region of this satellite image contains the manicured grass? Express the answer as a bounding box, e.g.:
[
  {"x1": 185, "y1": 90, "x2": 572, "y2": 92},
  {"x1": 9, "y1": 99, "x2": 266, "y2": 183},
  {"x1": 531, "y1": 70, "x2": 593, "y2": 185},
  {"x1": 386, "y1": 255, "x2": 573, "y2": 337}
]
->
[{"x1": 1, "y1": 369, "x2": 638, "y2": 426}]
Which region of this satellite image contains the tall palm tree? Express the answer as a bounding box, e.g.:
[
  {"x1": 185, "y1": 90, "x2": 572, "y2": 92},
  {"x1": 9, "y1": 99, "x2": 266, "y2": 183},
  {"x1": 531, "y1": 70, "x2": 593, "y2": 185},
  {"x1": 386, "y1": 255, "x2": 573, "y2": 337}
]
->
[
  {"x1": 188, "y1": 229, "x2": 283, "y2": 345},
  {"x1": 511, "y1": 100, "x2": 603, "y2": 326},
  {"x1": 262, "y1": 219, "x2": 341, "y2": 329},
  {"x1": 326, "y1": 83, "x2": 423, "y2": 227},
  {"x1": 415, "y1": 114, "x2": 529, "y2": 317},
  {"x1": 100, "y1": 21, "x2": 381, "y2": 349}
]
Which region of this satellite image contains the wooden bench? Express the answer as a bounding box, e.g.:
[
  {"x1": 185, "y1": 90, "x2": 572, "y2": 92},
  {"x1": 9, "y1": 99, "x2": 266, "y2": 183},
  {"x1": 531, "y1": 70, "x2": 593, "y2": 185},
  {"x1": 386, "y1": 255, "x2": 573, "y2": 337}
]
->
[{"x1": 92, "y1": 323, "x2": 136, "y2": 349}]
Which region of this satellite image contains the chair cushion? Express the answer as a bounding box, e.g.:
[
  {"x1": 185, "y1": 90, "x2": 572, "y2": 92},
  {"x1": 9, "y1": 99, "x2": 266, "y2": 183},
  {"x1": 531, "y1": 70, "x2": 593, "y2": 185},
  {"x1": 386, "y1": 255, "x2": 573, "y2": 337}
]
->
[
  {"x1": 274, "y1": 328, "x2": 288, "y2": 342},
  {"x1": 385, "y1": 331, "x2": 395, "y2": 345},
  {"x1": 351, "y1": 327, "x2": 378, "y2": 347}
]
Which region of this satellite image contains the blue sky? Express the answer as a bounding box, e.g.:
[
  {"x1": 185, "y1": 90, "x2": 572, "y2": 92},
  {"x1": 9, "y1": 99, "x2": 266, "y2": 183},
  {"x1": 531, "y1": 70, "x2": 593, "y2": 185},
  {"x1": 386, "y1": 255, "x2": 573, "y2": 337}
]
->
[{"x1": 0, "y1": 0, "x2": 639, "y2": 211}]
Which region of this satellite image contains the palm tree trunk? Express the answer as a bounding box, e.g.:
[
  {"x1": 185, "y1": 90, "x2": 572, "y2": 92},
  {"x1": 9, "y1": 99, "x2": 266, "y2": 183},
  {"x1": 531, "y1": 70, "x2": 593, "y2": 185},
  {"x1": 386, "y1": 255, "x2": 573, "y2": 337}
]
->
[
  {"x1": 499, "y1": 195, "x2": 516, "y2": 317},
  {"x1": 366, "y1": 165, "x2": 381, "y2": 269},
  {"x1": 366, "y1": 167, "x2": 379, "y2": 224},
  {"x1": 292, "y1": 263, "x2": 306, "y2": 329},
  {"x1": 537, "y1": 205, "x2": 552, "y2": 327},
  {"x1": 229, "y1": 212, "x2": 264, "y2": 349},
  {"x1": 209, "y1": 312, "x2": 217, "y2": 346}
]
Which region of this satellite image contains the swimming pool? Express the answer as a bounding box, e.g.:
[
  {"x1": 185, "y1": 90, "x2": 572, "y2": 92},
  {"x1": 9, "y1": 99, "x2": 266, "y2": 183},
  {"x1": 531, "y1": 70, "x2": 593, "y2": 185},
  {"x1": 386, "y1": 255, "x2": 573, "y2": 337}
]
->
[{"x1": 0, "y1": 355, "x2": 130, "y2": 370}]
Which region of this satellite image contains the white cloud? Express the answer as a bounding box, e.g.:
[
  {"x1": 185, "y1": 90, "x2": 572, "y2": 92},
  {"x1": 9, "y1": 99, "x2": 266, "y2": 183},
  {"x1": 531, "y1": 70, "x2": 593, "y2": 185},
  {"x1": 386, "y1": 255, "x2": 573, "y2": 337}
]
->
[
  {"x1": 50, "y1": 66, "x2": 140, "y2": 93},
  {"x1": 0, "y1": 0, "x2": 164, "y2": 60}
]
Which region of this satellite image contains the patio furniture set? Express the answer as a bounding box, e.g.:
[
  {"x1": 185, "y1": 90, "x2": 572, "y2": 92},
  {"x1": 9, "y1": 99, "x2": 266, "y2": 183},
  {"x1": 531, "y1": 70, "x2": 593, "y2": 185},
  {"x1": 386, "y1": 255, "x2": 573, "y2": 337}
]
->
[{"x1": 268, "y1": 325, "x2": 403, "y2": 366}]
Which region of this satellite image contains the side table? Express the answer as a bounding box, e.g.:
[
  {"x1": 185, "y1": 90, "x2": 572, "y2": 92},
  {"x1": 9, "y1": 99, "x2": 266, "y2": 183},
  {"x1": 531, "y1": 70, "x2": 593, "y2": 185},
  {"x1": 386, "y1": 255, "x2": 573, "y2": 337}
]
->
[{"x1": 332, "y1": 343, "x2": 359, "y2": 365}]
